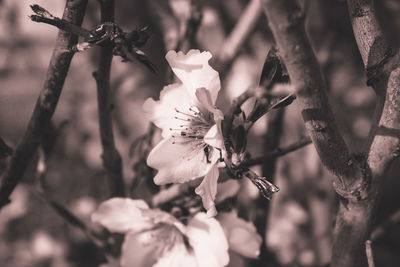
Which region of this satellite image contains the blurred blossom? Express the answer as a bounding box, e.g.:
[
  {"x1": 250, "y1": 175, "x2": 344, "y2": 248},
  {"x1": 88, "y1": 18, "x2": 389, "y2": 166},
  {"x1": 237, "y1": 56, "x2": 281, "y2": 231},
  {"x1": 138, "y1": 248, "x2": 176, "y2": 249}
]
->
[
  {"x1": 197, "y1": 8, "x2": 225, "y2": 55},
  {"x1": 91, "y1": 198, "x2": 229, "y2": 267},
  {"x1": 267, "y1": 201, "x2": 309, "y2": 264},
  {"x1": 299, "y1": 249, "x2": 316, "y2": 266},
  {"x1": 217, "y1": 211, "x2": 262, "y2": 259},
  {"x1": 31, "y1": 231, "x2": 65, "y2": 260},
  {"x1": 352, "y1": 116, "x2": 371, "y2": 138},
  {"x1": 170, "y1": 0, "x2": 192, "y2": 30},
  {"x1": 0, "y1": 185, "x2": 28, "y2": 232},
  {"x1": 225, "y1": 56, "x2": 258, "y2": 102},
  {"x1": 215, "y1": 180, "x2": 240, "y2": 203},
  {"x1": 344, "y1": 85, "x2": 376, "y2": 108},
  {"x1": 70, "y1": 196, "x2": 97, "y2": 218},
  {"x1": 143, "y1": 50, "x2": 225, "y2": 217}
]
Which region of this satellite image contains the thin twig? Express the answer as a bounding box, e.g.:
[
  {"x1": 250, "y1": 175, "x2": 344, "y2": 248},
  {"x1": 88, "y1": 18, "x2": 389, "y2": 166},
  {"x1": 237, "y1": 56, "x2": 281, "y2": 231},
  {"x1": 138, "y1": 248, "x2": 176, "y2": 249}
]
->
[
  {"x1": 216, "y1": 0, "x2": 262, "y2": 71},
  {"x1": 250, "y1": 49, "x2": 286, "y2": 267},
  {"x1": 94, "y1": 0, "x2": 125, "y2": 197},
  {"x1": 246, "y1": 136, "x2": 312, "y2": 167},
  {"x1": 0, "y1": 0, "x2": 88, "y2": 209},
  {"x1": 148, "y1": 0, "x2": 179, "y2": 51},
  {"x1": 365, "y1": 240, "x2": 375, "y2": 267}
]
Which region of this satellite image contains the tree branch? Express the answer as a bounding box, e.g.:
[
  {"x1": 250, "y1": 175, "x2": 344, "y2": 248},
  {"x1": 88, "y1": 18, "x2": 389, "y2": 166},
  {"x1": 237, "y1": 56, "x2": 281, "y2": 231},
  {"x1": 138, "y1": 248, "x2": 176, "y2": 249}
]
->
[
  {"x1": 261, "y1": 1, "x2": 384, "y2": 266},
  {"x1": 216, "y1": 0, "x2": 262, "y2": 68},
  {"x1": 261, "y1": 0, "x2": 364, "y2": 199},
  {"x1": 347, "y1": 0, "x2": 400, "y2": 187},
  {"x1": 0, "y1": 0, "x2": 88, "y2": 209},
  {"x1": 262, "y1": 1, "x2": 400, "y2": 266},
  {"x1": 346, "y1": 3, "x2": 400, "y2": 265},
  {"x1": 347, "y1": 0, "x2": 394, "y2": 90},
  {"x1": 245, "y1": 136, "x2": 312, "y2": 167},
  {"x1": 365, "y1": 240, "x2": 375, "y2": 267},
  {"x1": 93, "y1": 0, "x2": 125, "y2": 197}
]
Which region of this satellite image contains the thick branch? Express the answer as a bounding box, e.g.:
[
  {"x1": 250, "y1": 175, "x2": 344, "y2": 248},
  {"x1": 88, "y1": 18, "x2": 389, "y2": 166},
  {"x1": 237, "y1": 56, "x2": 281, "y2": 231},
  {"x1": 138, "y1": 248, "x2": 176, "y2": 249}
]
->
[
  {"x1": 261, "y1": 0, "x2": 364, "y2": 198},
  {"x1": 347, "y1": 0, "x2": 394, "y2": 79},
  {"x1": 347, "y1": 0, "x2": 398, "y2": 155},
  {"x1": 367, "y1": 62, "x2": 400, "y2": 178},
  {"x1": 347, "y1": 0, "x2": 400, "y2": 177},
  {"x1": 94, "y1": 0, "x2": 125, "y2": 197},
  {"x1": 0, "y1": 0, "x2": 88, "y2": 209},
  {"x1": 261, "y1": 1, "x2": 384, "y2": 266}
]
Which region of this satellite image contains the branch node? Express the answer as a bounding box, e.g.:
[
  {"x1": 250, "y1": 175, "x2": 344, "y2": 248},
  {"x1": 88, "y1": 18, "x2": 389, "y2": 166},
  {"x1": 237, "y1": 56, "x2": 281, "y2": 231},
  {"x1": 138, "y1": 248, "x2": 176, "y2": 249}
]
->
[{"x1": 366, "y1": 47, "x2": 396, "y2": 87}]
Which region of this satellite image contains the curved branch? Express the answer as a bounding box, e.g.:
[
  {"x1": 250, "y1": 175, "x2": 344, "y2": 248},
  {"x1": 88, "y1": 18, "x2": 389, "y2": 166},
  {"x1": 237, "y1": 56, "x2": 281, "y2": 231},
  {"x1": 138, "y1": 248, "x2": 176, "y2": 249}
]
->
[
  {"x1": 0, "y1": 0, "x2": 88, "y2": 209},
  {"x1": 261, "y1": 0, "x2": 364, "y2": 198}
]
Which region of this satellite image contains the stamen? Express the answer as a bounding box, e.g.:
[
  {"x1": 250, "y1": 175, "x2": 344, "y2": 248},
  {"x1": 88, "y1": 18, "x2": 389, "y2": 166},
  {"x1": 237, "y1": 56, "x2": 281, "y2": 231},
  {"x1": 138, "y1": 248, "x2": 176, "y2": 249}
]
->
[
  {"x1": 174, "y1": 116, "x2": 191, "y2": 122},
  {"x1": 174, "y1": 108, "x2": 198, "y2": 119}
]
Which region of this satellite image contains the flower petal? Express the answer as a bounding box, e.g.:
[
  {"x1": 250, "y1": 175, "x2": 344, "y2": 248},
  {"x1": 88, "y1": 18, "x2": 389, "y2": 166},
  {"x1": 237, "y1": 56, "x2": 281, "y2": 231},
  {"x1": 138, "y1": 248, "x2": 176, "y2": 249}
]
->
[
  {"x1": 186, "y1": 213, "x2": 229, "y2": 267},
  {"x1": 143, "y1": 83, "x2": 192, "y2": 138},
  {"x1": 166, "y1": 50, "x2": 220, "y2": 105},
  {"x1": 195, "y1": 165, "x2": 219, "y2": 217},
  {"x1": 217, "y1": 211, "x2": 262, "y2": 259},
  {"x1": 154, "y1": 244, "x2": 198, "y2": 267},
  {"x1": 91, "y1": 198, "x2": 150, "y2": 233},
  {"x1": 195, "y1": 88, "x2": 224, "y2": 121},
  {"x1": 204, "y1": 124, "x2": 224, "y2": 150},
  {"x1": 147, "y1": 137, "x2": 219, "y2": 185},
  {"x1": 121, "y1": 223, "x2": 190, "y2": 267}
]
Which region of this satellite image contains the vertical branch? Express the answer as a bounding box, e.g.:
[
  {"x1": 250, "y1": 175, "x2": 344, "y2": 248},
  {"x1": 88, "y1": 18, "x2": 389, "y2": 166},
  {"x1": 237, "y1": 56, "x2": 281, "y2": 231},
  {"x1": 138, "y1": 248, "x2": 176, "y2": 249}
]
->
[
  {"x1": 347, "y1": 3, "x2": 400, "y2": 266},
  {"x1": 347, "y1": 0, "x2": 397, "y2": 150},
  {"x1": 347, "y1": 0, "x2": 393, "y2": 74},
  {"x1": 347, "y1": 0, "x2": 400, "y2": 183},
  {"x1": 93, "y1": 0, "x2": 125, "y2": 197},
  {"x1": 0, "y1": 0, "x2": 88, "y2": 209},
  {"x1": 262, "y1": 0, "x2": 400, "y2": 266},
  {"x1": 251, "y1": 109, "x2": 284, "y2": 267}
]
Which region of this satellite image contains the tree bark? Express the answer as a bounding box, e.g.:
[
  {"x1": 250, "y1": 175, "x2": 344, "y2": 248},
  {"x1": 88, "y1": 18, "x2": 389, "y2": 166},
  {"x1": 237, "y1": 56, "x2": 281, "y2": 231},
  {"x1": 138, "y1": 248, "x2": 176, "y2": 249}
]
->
[
  {"x1": 261, "y1": 0, "x2": 399, "y2": 266},
  {"x1": 0, "y1": 0, "x2": 88, "y2": 209},
  {"x1": 94, "y1": 0, "x2": 125, "y2": 197}
]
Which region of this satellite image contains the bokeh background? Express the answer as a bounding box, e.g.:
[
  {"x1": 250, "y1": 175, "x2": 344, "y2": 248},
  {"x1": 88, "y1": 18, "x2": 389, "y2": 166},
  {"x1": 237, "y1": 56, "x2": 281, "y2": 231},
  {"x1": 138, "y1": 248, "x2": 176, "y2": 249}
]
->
[{"x1": 1, "y1": 0, "x2": 400, "y2": 266}]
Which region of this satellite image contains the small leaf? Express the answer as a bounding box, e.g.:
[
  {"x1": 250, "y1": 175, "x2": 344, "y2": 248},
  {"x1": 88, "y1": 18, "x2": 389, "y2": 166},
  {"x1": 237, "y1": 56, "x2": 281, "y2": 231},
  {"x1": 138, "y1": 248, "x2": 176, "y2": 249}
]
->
[
  {"x1": 269, "y1": 93, "x2": 296, "y2": 110},
  {"x1": 231, "y1": 125, "x2": 247, "y2": 154},
  {"x1": 30, "y1": 4, "x2": 54, "y2": 19},
  {"x1": 259, "y1": 47, "x2": 290, "y2": 90},
  {"x1": 246, "y1": 94, "x2": 296, "y2": 123},
  {"x1": 245, "y1": 169, "x2": 279, "y2": 200},
  {"x1": 259, "y1": 47, "x2": 279, "y2": 89},
  {"x1": 127, "y1": 26, "x2": 151, "y2": 47}
]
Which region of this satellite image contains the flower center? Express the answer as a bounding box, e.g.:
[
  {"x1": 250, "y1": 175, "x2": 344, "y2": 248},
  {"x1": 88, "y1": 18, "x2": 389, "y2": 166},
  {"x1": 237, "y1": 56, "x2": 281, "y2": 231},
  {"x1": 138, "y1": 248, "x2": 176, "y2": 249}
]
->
[
  {"x1": 169, "y1": 107, "x2": 215, "y2": 163},
  {"x1": 170, "y1": 107, "x2": 213, "y2": 144}
]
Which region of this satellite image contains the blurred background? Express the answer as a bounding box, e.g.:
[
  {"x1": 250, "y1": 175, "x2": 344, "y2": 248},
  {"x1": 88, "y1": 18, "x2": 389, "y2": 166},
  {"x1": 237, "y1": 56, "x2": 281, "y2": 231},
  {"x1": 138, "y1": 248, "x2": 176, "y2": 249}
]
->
[{"x1": 0, "y1": 0, "x2": 400, "y2": 266}]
